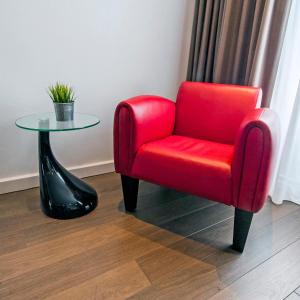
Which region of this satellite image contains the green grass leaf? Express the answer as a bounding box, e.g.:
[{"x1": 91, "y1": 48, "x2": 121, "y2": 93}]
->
[{"x1": 47, "y1": 82, "x2": 76, "y2": 103}]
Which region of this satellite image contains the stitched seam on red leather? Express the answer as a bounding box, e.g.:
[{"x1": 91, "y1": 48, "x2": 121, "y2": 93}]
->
[
  {"x1": 117, "y1": 105, "x2": 132, "y2": 175},
  {"x1": 124, "y1": 105, "x2": 133, "y2": 175},
  {"x1": 114, "y1": 105, "x2": 122, "y2": 171},
  {"x1": 128, "y1": 106, "x2": 134, "y2": 175},
  {"x1": 236, "y1": 110, "x2": 263, "y2": 210},
  {"x1": 125, "y1": 103, "x2": 137, "y2": 175},
  {"x1": 250, "y1": 127, "x2": 264, "y2": 212},
  {"x1": 116, "y1": 107, "x2": 120, "y2": 169},
  {"x1": 236, "y1": 127, "x2": 251, "y2": 208},
  {"x1": 251, "y1": 112, "x2": 269, "y2": 211},
  {"x1": 237, "y1": 126, "x2": 264, "y2": 211},
  {"x1": 118, "y1": 106, "x2": 123, "y2": 173}
]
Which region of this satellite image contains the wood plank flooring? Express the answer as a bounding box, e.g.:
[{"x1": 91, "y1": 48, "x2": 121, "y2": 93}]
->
[{"x1": 0, "y1": 172, "x2": 300, "y2": 299}]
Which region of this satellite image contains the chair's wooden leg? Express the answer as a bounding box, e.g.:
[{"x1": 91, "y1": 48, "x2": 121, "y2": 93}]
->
[
  {"x1": 232, "y1": 208, "x2": 253, "y2": 253},
  {"x1": 121, "y1": 175, "x2": 139, "y2": 212}
]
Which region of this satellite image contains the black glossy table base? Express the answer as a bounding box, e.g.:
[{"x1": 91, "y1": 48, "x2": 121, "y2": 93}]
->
[{"x1": 38, "y1": 132, "x2": 98, "y2": 219}]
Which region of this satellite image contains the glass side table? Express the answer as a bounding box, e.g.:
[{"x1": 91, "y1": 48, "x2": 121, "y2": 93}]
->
[{"x1": 16, "y1": 113, "x2": 100, "y2": 219}]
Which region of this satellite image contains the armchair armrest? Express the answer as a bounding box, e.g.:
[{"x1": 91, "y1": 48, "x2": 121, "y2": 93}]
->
[
  {"x1": 232, "y1": 108, "x2": 280, "y2": 212},
  {"x1": 114, "y1": 95, "x2": 176, "y2": 175}
]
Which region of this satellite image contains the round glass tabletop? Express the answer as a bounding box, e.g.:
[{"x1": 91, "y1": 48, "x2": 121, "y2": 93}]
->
[{"x1": 16, "y1": 112, "x2": 100, "y2": 132}]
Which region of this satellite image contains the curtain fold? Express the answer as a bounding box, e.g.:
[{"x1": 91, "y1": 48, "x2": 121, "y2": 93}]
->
[
  {"x1": 272, "y1": 82, "x2": 300, "y2": 205},
  {"x1": 187, "y1": 0, "x2": 292, "y2": 107},
  {"x1": 269, "y1": 0, "x2": 300, "y2": 205}
]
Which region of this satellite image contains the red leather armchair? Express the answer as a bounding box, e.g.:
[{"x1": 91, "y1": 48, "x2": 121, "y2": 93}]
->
[{"x1": 114, "y1": 82, "x2": 279, "y2": 252}]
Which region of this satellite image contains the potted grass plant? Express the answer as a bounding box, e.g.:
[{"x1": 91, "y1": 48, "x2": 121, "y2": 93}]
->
[{"x1": 48, "y1": 82, "x2": 75, "y2": 121}]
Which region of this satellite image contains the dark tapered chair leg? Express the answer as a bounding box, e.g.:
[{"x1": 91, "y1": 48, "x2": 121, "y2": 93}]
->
[
  {"x1": 121, "y1": 175, "x2": 139, "y2": 212},
  {"x1": 232, "y1": 208, "x2": 254, "y2": 253}
]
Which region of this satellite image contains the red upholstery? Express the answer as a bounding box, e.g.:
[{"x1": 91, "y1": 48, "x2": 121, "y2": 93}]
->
[
  {"x1": 232, "y1": 108, "x2": 280, "y2": 212},
  {"x1": 114, "y1": 82, "x2": 279, "y2": 213},
  {"x1": 175, "y1": 82, "x2": 262, "y2": 144},
  {"x1": 132, "y1": 135, "x2": 234, "y2": 204},
  {"x1": 114, "y1": 95, "x2": 175, "y2": 175}
]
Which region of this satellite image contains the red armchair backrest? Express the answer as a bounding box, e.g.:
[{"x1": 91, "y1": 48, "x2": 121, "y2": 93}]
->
[{"x1": 175, "y1": 82, "x2": 262, "y2": 145}]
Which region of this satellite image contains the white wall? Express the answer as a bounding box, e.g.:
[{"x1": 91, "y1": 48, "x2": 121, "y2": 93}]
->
[{"x1": 0, "y1": 0, "x2": 194, "y2": 193}]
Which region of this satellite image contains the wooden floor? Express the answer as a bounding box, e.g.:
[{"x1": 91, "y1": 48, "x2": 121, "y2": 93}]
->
[{"x1": 1, "y1": 172, "x2": 300, "y2": 300}]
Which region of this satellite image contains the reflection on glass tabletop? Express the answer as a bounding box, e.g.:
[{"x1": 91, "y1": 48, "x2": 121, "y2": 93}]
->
[{"x1": 15, "y1": 113, "x2": 100, "y2": 132}]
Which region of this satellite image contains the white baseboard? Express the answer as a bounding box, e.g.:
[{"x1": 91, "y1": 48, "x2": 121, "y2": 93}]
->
[{"x1": 0, "y1": 160, "x2": 115, "y2": 194}]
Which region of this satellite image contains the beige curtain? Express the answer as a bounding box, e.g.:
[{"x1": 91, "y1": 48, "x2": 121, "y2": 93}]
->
[{"x1": 187, "y1": 0, "x2": 292, "y2": 107}]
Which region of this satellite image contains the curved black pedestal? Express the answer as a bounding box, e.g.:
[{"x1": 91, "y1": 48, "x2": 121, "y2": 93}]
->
[{"x1": 38, "y1": 132, "x2": 98, "y2": 219}]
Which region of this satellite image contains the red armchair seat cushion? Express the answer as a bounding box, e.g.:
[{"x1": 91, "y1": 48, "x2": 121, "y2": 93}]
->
[{"x1": 131, "y1": 135, "x2": 234, "y2": 204}]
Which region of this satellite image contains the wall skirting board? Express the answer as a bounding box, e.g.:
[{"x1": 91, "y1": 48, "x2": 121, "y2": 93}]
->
[{"x1": 0, "y1": 160, "x2": 115, "y2": 194}]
